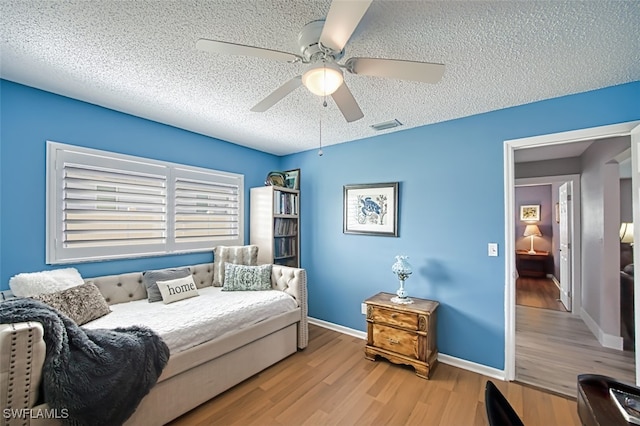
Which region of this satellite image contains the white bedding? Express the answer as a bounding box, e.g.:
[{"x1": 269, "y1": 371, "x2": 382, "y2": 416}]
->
[{"x1": 83, "y1": 287, "x2": 298, "y2": 354}]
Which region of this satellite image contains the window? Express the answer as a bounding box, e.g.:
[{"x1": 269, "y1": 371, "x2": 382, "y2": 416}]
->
[{"x1": 47, "y1": 141, "x2": 243, "y2": 264}]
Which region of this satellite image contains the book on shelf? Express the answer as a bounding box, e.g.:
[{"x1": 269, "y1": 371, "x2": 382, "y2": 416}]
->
[
  {"x1": 274, "y1": 218, "x2": 298, "y2": 236},
  {"x1": 273, "y1": 190, "x2": 298, "y2": 215},
  {"x1": 610, "y1": 387, "x2": 640, "y2": 424}
]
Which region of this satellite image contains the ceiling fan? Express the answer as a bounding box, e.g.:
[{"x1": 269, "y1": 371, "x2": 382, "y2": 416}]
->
[{"x1": 196, "y1": 0, "x2": 445, "y2": 123}]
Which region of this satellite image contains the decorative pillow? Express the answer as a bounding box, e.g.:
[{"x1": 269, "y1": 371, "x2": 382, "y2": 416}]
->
[
  {"x1": 142, "y1": 267, "x2": 191, "y2": 303},
  {"x1": 156, "y1": 276, "x2": 200, "y2": 304},
  {"x1": 9, "y1": 267, "x2": 85, "y2": 297},
  {"x1": 32, "y1": 282, "x2": 111, "y2": 325},
  {"x1": 213, "y1": 245, "x2": 259, "y2": 287},
  {"x1": 624, "y1": 264, "x2": 634, "y2": 276},
  {"x1": 222, "y1": 263, "x2": 272, "y2": 291}
]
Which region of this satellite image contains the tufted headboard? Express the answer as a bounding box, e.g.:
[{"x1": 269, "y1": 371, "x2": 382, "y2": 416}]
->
[{"x1": 87, "y1": 263, "x2": 215, "y2": 305}]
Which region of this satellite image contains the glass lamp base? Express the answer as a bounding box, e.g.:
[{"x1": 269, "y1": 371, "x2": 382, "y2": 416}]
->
[{"x1": 390, "y1": 296, "x2": 414, "y2": 304}]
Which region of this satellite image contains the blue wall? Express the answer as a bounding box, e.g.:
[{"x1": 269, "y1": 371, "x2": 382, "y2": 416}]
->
[
  {"x1": 2, "y1": 78, "x2": 639, "y2": 371},
  {"x1": 282, "y1": 81, "x2": 640, "y2": 370},
  {"x1": 0, "y1": 80, "x2": 279, "y2": 285}
]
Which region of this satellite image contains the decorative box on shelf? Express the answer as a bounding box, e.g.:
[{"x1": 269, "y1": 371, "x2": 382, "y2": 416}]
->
[{"x1": 364, "y1": 292, "x2": 439, "y2": 379}]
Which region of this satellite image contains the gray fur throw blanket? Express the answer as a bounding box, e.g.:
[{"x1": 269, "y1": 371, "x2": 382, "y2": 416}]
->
[{"x1": 0, "y1": 298, "x2": 170, "y2": 426}]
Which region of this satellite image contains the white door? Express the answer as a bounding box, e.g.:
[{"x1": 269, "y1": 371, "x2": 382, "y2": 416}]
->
[
  {"x1": 630, "y1": 124, "x2": 640, "y2": 385},
  {"x1": 559, "y1": 182, "x2": 572, "y2": 312}
]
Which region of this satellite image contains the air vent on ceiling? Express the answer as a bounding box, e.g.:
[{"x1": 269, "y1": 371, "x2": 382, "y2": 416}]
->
[{"x1": 370, "y1": 119, "x2": 403, "y2": 131}]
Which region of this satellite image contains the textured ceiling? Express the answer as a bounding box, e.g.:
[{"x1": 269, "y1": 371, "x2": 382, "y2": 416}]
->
[{"x1": 1, "y1": 1, "x2": 639, "y2": 155}]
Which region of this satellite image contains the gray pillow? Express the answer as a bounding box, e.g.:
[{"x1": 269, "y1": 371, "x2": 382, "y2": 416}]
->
[
  {"x1": 142, "y1": 267, "x2": 191, "y2": 303},
  {"x1": 32, "y1": 282, "x2": 111, "y2": 325},
  {"x1": 222, "y1": 263, "x2": 272, "y2": 291}
]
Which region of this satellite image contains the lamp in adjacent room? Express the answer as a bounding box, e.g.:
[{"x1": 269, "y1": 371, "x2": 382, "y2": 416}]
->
[
  {"x1": 620, "y1": 222, "x2": 634, "y2": 245},
  {"x1": 391, "y1": 255, "x2": 413, "y2": 304},
  {"x1": 523, "y1": 224, "x2": 542, "y2": 254}
]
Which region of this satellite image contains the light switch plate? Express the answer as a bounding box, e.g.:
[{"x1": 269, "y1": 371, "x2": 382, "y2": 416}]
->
[
  {"x1": 488, "y1": 243, "x2": 499, "y2": 257},
  {"x1": 361, "y1": 303, "x2": 367, "y2": 315}
]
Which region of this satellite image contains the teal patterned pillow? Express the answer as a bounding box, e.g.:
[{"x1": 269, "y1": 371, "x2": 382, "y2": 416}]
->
[{"x1": 222, "y1": 263, "x2": 272, "y2": 291}]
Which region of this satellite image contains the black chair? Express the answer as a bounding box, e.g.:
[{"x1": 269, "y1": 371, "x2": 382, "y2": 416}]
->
[{"x1": 485, "y1": 380, "x2": 525, "y2": 426}]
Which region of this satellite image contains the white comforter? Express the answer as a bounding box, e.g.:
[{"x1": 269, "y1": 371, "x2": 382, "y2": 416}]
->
[{"x1": 83, "y1": 287, "x2": 298, "y2": 354}]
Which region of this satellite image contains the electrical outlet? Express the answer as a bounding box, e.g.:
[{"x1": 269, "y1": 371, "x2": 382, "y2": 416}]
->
[
  {"x1": 361, "y1": 303, "x2": 367, "y2": 315},
  {"x1": 488, "y1": 243, "x2": 499, "y2": 257}
]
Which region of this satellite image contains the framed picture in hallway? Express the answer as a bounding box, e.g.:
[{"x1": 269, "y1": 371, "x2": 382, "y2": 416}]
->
[{"x1": 520, "y1": 205, "x2": 540, "y2": 222}]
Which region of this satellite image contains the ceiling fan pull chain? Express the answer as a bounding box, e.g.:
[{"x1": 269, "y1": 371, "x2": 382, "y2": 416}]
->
[{"x1": 318, "y1": 114, "x2": 323, "y2": 157}]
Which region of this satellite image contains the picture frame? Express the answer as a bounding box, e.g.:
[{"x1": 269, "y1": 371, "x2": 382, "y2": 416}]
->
[
  {"x1": 520, "y1": 204, "x2": 540, "y2": 222},
  {"x1": 284, "y1": 169, "x2": 300, "y2": 190},
  {"x1": 343, "y1": 182, "x2": 399, "y2": 236}
]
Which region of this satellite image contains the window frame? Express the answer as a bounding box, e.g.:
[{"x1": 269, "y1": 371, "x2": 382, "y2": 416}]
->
[{"x1": 46, "y1": 141, "x2": 244, "y2": 264}]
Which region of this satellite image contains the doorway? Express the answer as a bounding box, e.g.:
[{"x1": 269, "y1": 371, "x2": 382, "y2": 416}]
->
[
  {"x1": 503, "y1": 121, "x2": 640, "y2": 387},
  {"x1": 514, "y1": 179, "x2": 577, "y2": 314}
]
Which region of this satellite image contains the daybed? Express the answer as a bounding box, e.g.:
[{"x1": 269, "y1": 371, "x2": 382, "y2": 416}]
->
[{"x1": 0, "y1": 261, "x2": 308, "y2": 425}]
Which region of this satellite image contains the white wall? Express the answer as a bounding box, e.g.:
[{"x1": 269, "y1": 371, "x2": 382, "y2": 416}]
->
[{"x1": 581, "y1": 136, "x2": 630, "y2": 339}]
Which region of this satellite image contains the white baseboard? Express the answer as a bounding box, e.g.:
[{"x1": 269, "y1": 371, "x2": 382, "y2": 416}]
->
[
  {"x1": 308, "y1": 317, "x2": 506, "y2": 381},
  {"x1": 308, "y1": 317, "x2": 367, "y2": 339},
  {"x1": 550, "y1": 275, "x2": 561, "y2": 290},
  {"x1": 580, "y1": 308, "x2": 623, "y2": 350},
  {"x1": 437, "y1": 354, "x2": 505, "y2": 381}
]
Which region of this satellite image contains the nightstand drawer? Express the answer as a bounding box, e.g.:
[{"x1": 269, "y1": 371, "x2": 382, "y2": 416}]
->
[
  {"x1": 370, "y1": 306, "x2": 418, "y2": 330},
  {"x1": 372, "y1": 323, "x2": 418, "y2": 359}
]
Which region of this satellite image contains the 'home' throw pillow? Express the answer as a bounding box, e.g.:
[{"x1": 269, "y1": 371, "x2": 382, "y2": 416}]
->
[
  {"x1": 142, "y1": 267, "x2": 191, "y2": 303},
  {"x1": 156, "y1": 276, "x2": 200, "y2": 304},
  {"x1": 222, "y1": 263, "x2": 272, "y2": 291},
  {"x1": 32, "y1": 282, "x2": 111, "y2": 325}
]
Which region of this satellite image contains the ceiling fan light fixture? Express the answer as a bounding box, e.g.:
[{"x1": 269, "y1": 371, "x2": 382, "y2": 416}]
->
[{"x1": 302, "y1": 62, "x2": 343, "y2": 96}]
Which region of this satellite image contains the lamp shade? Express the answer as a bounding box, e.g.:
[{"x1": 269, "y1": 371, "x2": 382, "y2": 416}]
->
[
  {"x1": 302, "y1": 62, "x2": 344, "y2": 96},
  {"x1": 523, "y1": 224, "x2": 542, "y2": 237},
  {"x1": 620, "y1": 222, "x2": 634, "y2": 244},
  {"x1": 392, "y1": 255, "x2": 412, "y2": 275}
]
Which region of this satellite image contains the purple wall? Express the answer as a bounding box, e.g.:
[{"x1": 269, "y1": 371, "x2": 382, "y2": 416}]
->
[{"x1": 515, "y1": 185, "x2": 555, "y2": 274}]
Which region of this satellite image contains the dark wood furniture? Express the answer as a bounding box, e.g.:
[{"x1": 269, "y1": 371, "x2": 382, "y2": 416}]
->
[
  {"x1": 577, "y1": 373, "x2": 640, "y2": 426},
  {"x1": 515, "y1": 250, "x2": 549, "y2": 278},
  {"x1": 364, "y1": 292, "x2": 438, "y2": 379}
]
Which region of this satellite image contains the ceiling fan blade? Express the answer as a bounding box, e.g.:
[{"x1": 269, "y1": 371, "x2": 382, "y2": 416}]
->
[
  {"x1": 319, "y1": 0, "x2": 373, "y2": 52},
  {"x1": 331, "y1": 82, "x2": 364, "y2": 123},
  {"x1": 345, "y1": 57, "x2": 445, "y2": 84},
  {"x1": 196, "y1": 39, "x2": 301, "y2": 63},
  {"x1": 250, "y1": 76, "x2": 303, "y2": 112}
]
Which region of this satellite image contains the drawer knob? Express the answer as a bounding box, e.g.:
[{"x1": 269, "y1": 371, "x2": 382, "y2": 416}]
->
[
  {"x1": 391, "y1": 313, "x2": 397, "y2": 319},
  {"x1": 388, "y1": 338, "x2": 399, "y2": 345}
]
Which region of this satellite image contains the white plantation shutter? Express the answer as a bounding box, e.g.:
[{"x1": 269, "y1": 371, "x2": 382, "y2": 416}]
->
[
  {"x1": 172, "y1": 168, "x2": 241, "y2": 249},
  {"x1": 64, "y1": 163, "x2": 167, "y2": 245},
  {"x1": 47, "y1": 142, "x2": 244, "y2": 264}
]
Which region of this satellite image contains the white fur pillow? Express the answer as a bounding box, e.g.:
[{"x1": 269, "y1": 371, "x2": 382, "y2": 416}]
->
[{"x1": 9, "y1": 268, "x2": 85, "y2": 297}]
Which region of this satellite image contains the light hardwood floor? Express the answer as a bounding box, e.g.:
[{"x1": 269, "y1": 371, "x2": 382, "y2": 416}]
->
[
  {"x1": 516, "y1": 277, "x2": 567, "y2": 312},
  {"x1": 516, "y1": 305, "x2": 635, "y2": 397},
  {"x1": 169, "y1": 325, "x2": 581, "y2": 426}
]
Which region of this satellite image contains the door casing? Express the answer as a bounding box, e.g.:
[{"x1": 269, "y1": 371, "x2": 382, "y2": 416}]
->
[{"x1": 503, "y1": 120, "x2": 640, "y2": 381}]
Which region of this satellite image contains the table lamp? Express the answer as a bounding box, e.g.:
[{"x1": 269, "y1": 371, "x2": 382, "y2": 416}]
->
[
  {"x1": 620, "y1": 222, "x2": 634, "y2": 245},
  {"x1": 523, "y1": 224, "x2": 542, "y2": 254},
  {"x1": 391, "y1": 255, "x2": 413, "y2": 304}
]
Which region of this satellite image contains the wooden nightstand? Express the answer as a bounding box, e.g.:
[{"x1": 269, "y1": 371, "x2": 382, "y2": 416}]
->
[
  {"x1": 515, "y1": 249, "x2": 549, "y2": 277},
  {"x1": 364, "y1": 292, "x2": 439, "y2": 379}
]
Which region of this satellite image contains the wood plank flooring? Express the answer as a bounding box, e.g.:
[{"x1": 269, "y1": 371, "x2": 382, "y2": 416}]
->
[
  {"x1": 516, "y1": 277, "x2": 567, "y2": 312},
  {"x1": 169, "y1": 325, "x2": 581, "y2": 426},
  {"x1": 516, "y1": 305, "x2": 635, "y2": 397}
]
